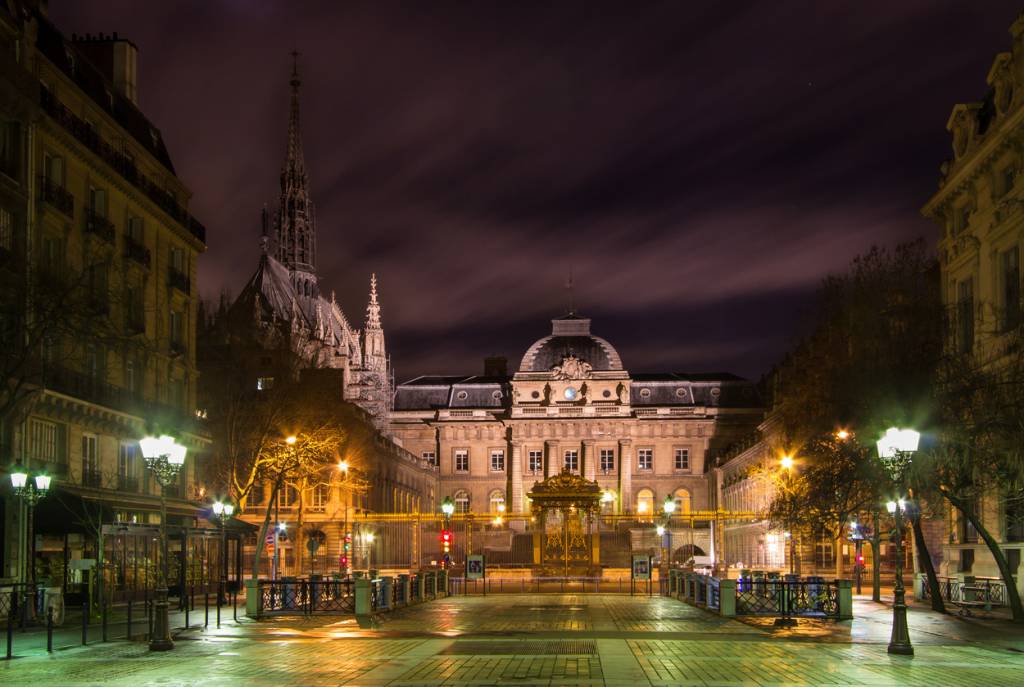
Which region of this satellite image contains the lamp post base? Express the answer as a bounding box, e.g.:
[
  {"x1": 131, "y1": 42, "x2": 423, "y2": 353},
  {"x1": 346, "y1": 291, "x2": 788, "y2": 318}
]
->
[
  {"x1": 148, "y1": 587, "x2": 174, "y2": 652},
  {"x1": 887, "y1": 604, "x2": 914, "y2": 656}
]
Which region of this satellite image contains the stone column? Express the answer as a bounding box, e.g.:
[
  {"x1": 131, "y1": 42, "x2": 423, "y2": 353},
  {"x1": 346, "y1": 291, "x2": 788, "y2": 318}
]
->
[
  {"x1": 582, "y1": 440, "x2": 596, "y2": 481},
  {"x1": 618, "y1": 439, "x2": 633, "y2": 513},
  {"x1": 546, "y1": 441, "x2": 559, "y2": 477},
  {"x1": 511, "y1": 442, "x2": 524, "y2": 513}
]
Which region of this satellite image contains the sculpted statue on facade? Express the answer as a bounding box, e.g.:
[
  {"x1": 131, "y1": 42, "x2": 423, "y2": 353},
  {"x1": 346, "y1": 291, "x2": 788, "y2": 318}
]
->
[{"x1": 551, "y1": 354, "x2": 592, "y2": 380}]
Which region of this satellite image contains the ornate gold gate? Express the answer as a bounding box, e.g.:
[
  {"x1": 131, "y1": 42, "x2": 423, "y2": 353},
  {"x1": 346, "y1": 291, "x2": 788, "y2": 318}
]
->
[{"x1": 528, "y1": 469, "x2": 602, "y2": 576}]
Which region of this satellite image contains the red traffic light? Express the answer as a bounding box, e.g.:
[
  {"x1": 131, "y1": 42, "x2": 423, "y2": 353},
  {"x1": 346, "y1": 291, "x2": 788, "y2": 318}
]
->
[{"x1": 441, "y1": 530, "x2": 451, "y2": 542}]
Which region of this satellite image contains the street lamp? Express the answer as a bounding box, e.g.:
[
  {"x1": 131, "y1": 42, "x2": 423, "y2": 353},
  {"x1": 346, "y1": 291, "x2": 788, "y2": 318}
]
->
[
  {"x1": 9, "y1": 463, "x2": 52, "y2": 592},
  {"x1": 779, "y1": 454, "x2": 797, "y2": 575},
  {"x1": 139, "y1": 434, "x2": 187, "y2": 652},
  {"x1": 364, "y1": 532, "x2": 375, "y2": 572},
  {"x1": 876, "y1": 426, "x2": 919, "y2": 657},
  {"x1": 211, "y1": 500, "x2": 234, "y2": 608}
]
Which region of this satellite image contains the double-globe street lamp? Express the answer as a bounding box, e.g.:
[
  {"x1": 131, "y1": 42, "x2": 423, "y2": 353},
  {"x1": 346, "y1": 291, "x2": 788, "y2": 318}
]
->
[
  {"x1": 657, "y1": 496, "x2": 676, "y2": 570},
  {"x1": 876, "y1": 426, "x2": 919, "y2": 657},
  {"x1": 9, "y1": 465, "x2": 52, "y2": 598},
  {"x1": 139, "y1": 435, "x2": 187, "y2": 652}
]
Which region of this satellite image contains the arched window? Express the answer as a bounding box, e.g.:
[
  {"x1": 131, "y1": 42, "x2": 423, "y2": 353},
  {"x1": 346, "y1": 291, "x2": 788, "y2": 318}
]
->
[
  {"x1": 636, "y1": 488, "x2": 654, "y2": 516},
  {"x1": 489, "y1": 490, "x2": 505, "y2": 513},
  {"x1": 454, "y1": 490, "x2": 470, "y2": 514},
  {"x1": 674, "y1": 488, "x2": 691, "y2": 514}
]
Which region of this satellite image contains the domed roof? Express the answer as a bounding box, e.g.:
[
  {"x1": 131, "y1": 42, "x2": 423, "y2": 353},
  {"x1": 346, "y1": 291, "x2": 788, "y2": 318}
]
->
[{"x1": 519, "y1": 315, "x2": 624, "y2": 373}]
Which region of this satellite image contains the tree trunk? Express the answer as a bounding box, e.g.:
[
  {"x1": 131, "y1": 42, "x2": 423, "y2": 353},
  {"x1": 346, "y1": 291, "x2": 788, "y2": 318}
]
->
[
  {"x1": 911, "y1": 512, "x2": 945, "y2": 613},
  {"x1": 941, "y1": 487, "x2": 1024, "y2": 622},
  {"x1": 249, "y1": 481, "x2": 281, "y2": 581},
  {"x1": 834, "y1": 535, "x2": 844, "y2": 579}
]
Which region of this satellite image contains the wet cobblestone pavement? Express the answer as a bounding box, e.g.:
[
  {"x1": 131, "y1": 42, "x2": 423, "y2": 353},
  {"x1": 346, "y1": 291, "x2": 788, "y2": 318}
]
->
[{"x1": 3, "y1": 594, "x2": 1024, "y2": 685}]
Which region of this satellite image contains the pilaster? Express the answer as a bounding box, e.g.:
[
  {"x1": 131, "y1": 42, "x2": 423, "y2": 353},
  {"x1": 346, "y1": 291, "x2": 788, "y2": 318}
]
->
[
  {"x1": 619, "y1": 439, "x2": 633, "y2": 513},
  {"x1": 510, "y1": 442, "x2": 524, "y2": 512},
  {"x1": 582, "y1": 440, "x2": 596, "y2": 482},
  {"x1": 545, "y1": 441, "x2": 559, "y2": 477}
]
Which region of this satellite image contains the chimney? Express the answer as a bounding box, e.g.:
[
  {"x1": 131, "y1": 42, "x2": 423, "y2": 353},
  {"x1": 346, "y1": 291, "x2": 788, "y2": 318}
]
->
[
  {"x1": 71, "y1": 33, "x2": 139, "y2": 105},
  {"x1": 484, "y1": 356, "x2": 508, "y2": 377}
]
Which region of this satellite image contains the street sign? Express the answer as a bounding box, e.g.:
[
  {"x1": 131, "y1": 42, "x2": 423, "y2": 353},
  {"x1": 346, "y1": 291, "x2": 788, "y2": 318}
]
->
[
  {"x1": 631, "y1": 554, "x2": 651, "y2": 581},
  {"x1": 466, "y1": 554, "x2": 485, "y2": 580}
]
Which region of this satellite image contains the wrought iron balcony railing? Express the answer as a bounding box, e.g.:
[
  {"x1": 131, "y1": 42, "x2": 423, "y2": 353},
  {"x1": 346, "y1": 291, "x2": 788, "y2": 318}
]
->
[
  {"x1": 38, "y1": 176, "x2": 73, "y2": 216},
  {"x1": 125, "y1": 236, "x2": 151, "y2": 267},
  {"x1": 168, "y1": 267, "x2": 190, "y2": 294},
  {"x1": 84, "y1": 208, "x2": 115, "y2": 243}
]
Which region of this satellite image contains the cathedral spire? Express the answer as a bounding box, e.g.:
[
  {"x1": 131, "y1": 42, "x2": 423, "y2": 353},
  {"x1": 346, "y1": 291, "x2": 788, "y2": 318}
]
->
[
  {"x1": 273, "y1": 51, "x2": 317, "y2": 275},
  {"x1": 366, "y1": 273, "x2": 382, "y2": 329}
]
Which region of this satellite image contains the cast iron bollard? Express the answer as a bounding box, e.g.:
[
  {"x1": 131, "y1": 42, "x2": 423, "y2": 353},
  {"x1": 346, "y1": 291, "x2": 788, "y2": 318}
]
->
[
  {"x1": 148, "y1": 599, "x2": 154, "y2": 639},
  {"x1": 81, "y1": 601, "x2": 88, "y2": 645},
  {"x1": 185, "y1": 587, "x2": 191, "y2": 628},
  {"x1": 216, "y1": 590, "x2": 221, "y2": 628},
  {"x1": 47, "y1": 606, "x2": 53, "y2": 652},
  {"x1": 232, "y1": 591, "x2": 238, "y2": 623},
  {"x1": 102, "y1": 601, "x2": 108, "y2": 642},
  {"x1": 127, "y1": 599, "x2": 133, "y2": 640},
  {"x1": 205, "y1": 589, "x2": 210, "y2": 627}
]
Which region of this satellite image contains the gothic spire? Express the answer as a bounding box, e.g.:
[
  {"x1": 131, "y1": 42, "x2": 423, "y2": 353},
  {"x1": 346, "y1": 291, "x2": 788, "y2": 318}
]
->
[
  {"x1": 274, "y1": 51, "x2": 317, "y2": 274},
  {"x1": 366, "y1": 273, "x2": 382, "y2": 329}
]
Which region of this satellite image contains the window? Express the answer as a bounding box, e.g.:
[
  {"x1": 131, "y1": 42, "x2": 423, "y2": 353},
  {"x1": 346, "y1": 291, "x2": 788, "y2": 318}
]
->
[
  {"x1": 170, "y1": 309, "x2": 184, "y2": 351},
  {"x1": 126, "y1": 284, "x2": 144, "y2": 333},
  {"x1": 44, "y1": 153, "x2": 63, "y2": 186},
  {"x1": 28, "y1": 418, "x2": 63, "y2": 463},
  {"x1": 127, "y1": 215, "x2": 144, "y2": 243},
  {"x1": 170, "y1": 375, "x2": 186, "y2": 410},
  {"x1": 248, "y1": 483, "x2": 266, "y2": 508},
  {"x1": 674, "y1": 448, "x2": 690, "y2": 471},
  {"x1": 959, "y1": 500, "x2": 979, "y2": 544},
  {"x1": 1006, "y1": 497, "x2": 1024, "y2": 543},
  {"x1": 454, "y1": 449, "x2": 469, "y2": 473},
  {"x1": 957, "y1": 278, "x2": 974, "y2": 354},
  {"x1": 454, "y1": 490, "x2": 469, "y2": 514},
  {"x1": 170, "y1": 246, "x2": 186, "y2": 273},
  {"x1": 490, "y1": 450, "x2": 505, "y2": 472},
  {"x1": 528, "y1": 450, "x2": 543, "y2": 474},
  {"x1": 638, "y1": 448, "x2": 653, "y2": 471},
  {"x1": 279, "y1": 484, "x2": 298, "y2": 509},
  {"x1": 563, "y1": 450, "x2": 578, "y2": 472},
  {"x1": 422, "y1": 451, "x2": 436, "y2": 466},
  {"x1": 88, "y1": 185, "x2": 107, "y2": 216},
  {"x1": 959, "y1": 548, "x2": 975, "y2": 573},
  {"x1": 256, "y1": 376, "x2": 274, "y2": 391},
  {"x1": 1001, "y1": 247, "x2": 1021, "y2": 332},
  {"x1": 673, "y1": 488, "x2": 691, "y2": 514},
  {"x1": 0, "y1": 120, "x2": 19, "y2": 179},
  {"x1": 0, "y1": 207, "x2": 12, "y2": 251},
  {"x1": 118, "y1": 442, "x2": 136, "y2": 479},
  {"x1": 636, "y1": 488, "x2": 654, "y2": 515},
  {"x1": 81, "y1": 434, "x2": 99, "y2": 485},
  {"x1": 489, "y1": 490, "x2": 505, "y2": 513},
  {"x1": 600, "y1": 448, "x2": 615, "y2": 473},
  {"x1": 41, "y1": 235, "x2": 63, "y2": 275},
  {"x1": 311, "y1": 483, "x2": 329, "y2": 512},
  {"x1": 814, "y1": 541, "x2": 835, "y2": 569},
  {"x1": 124, "y1": 357, "x2": 139, "y2": 394},
  {"x1": 85, "y1": 344, "x2": 104, "y2": 383}
]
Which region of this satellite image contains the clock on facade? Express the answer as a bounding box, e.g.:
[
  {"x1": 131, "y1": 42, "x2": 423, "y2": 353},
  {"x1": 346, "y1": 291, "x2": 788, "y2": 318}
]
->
[{"x1": 563, "y1": 386, "x2": 578, "y2": 401}]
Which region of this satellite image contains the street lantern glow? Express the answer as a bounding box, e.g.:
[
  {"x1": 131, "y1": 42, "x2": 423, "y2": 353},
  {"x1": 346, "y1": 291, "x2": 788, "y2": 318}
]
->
[
  {"x1": 886, "y1": 500, "x2": 897, "y2": 514},
  {"x1": 656, "y1": 524, "x2": 666, "y2": 536},
  {"x1": 364, "y1": 532, "x2": 375, "y2": 543},
  {"x1": 212, "y1": 501, "x2": 224, "y2": 515},
  {"x1": 637, "y1": 501, "x2": 648, "y2": 513},
  {"x1": 337, "y1": 460, "x2": 349, "y2": 472},
  {"x1": 663, "y1": 497, "x2": 676, "y2": 515},
  {"x1": 836, "y1": 429, "x2": 850, "y2": 440},
  {"x1": 780, "y1": 454, "x2": 794, "y2": 470},
  {"x1": 224, "y1": 503, "x2": 234, "y2": 516},
  {"x1": 876, "y1": 427, "x2": 920, "y2": 458},
  {"x1": 601, "y1": 489, "x2": 615, "y2": 503},
  {"x1": 10, "y1": 468, "x2": 27, "y2": 490},
  {"x1": 441, "y1": 497, "x2": 455, "y2": 516},
  {"x1": 278, "y1": 521, "x2": 287, "y2": 532},
  {"x1": 285, "y1": 435, "x2": 297, "y2": 445}
]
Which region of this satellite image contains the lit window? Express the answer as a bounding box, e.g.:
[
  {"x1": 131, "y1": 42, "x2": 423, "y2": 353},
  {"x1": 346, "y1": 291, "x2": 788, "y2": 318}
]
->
[
  {"x1": 674, "y1": 488, "x2": 691, "y2": 514},
  {"x1": 422, "y1": 451, "x2": 436, "y2": 466},
  {"x1": 564, "y1": 450, "x2": 578, "y2": 472},
  {"x1": 490, "y1": 450, "x2": 505, "y2": 472},
  {"x1": 311, "y1": 484, "x2": 329, "y2": 512},
  {"x1": 257, "y1": 377, "x2": 274, "y2": 391},
  {"x1": 489, "y1": 490, "x2": 505, "y2": 513},
  {"x1": 674, "y1": 448, "x2": 690, "y2": 471},
  {"x1": 528, "y1": 450, "x2": 543, "y2": 474},
  {"x1": 636, "y1": 488, "x2": 654, "y2": 515},
  {"x1": 638, "y1": 448, "x2": 653, "y2": 471},
  {"x1": 454, "y1": 490, "x2": 469, "y2": 513}
]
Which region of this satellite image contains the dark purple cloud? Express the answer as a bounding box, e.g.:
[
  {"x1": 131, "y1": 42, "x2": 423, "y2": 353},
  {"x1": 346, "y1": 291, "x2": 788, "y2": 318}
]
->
[{"x1": 51, "y1": 1, "x2": 1023, "y2": 380}]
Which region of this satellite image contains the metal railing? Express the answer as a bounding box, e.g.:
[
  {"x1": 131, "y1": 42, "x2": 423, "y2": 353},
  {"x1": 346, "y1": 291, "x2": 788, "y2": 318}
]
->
[
  {"x1": 258, "y1": 577, "x2": 355, "y2": 616},
  {"x1": 84, "y1": 208, "x2": 115, "y2": 243},
  {"x1": 922, "y1": 576, "x2": 1007, "y2": 608},
  {"x1": 735, "y1": 578, "x2": 840, "y2": 618},
  {"x1": 38, "y1": 176, "x2": 73, "y2": 216},
  {"x1": 449, "y1": 576, "x2": 654, "y2": 595},
  {"x1": 125, "y1": 236, "x2": 151, "y2": 267}
]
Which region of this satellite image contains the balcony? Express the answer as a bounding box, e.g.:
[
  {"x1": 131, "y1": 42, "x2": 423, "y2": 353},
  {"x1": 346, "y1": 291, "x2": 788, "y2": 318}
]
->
[
  {"x1": 39, "y1": 87, "x2": 206, "y2": 244},
  {"x1": 38, "y1": 176, "x2": 73, "y2": 216},
  {"x1": 86, "y1": 296, "x2": 110, "y2": 317},
  {"x1": 170, "y1": 339, "x2": 186, "y2": 356},
  {"x1": 118, "y1": 475, "x2": 140, "y2": 493},
  {"x1": 169, "y1": 267, "x2": 190, "y2": 294},
  {"x1": 125, "y1": 236, "x2": 151, "y2": 268},
  {"x1": 82, "y1": 469, "x2": 103, "y2": 488},
  {"x1": 84, "y1": 208, "x2": 115, "y2": 243},
  {"x1": 125, "y1": 310, "x2": 145, "y2": 335}
]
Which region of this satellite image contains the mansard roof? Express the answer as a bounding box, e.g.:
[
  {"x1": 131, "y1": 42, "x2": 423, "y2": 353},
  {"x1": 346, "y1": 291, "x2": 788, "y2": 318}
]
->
[{"x1": 519, "y1": 315, "x2": 624, "y2": 373}]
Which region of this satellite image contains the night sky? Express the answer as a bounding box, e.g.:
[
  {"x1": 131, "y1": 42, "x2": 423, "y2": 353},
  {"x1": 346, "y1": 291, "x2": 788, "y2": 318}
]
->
[{"x1": 52, "y1": 1, "x2": 1023, "y2": 382}]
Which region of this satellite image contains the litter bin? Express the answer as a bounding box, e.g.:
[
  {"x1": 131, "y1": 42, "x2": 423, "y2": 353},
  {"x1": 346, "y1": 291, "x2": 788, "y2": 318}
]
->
[{"x1": 40, "y1": 587, "x2": 64, "y2": 625}]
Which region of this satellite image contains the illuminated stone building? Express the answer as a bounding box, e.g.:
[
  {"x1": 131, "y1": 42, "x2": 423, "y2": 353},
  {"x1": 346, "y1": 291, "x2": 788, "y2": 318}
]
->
[
  {"x1": 922, "y1": 14, "x2": 1024, "y2": 584},
  {"x1": 390, "y1": 313, "x2": 761, "y2": 538},
  {"x1": 1, "y1": 3, "x2": 208, "y2": 588}
]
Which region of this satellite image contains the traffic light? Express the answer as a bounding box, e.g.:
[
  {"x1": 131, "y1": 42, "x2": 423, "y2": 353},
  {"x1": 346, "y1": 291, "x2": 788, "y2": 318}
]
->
[
  {"x1": 441, "y1": 529, "x2": 452, "y2": 554},
  {"x1": 341, "y1": 532, "x2": 352, "y2": 569},
  {"x1": 856, "y1": 553, "x2": 865, "y2": 567}
]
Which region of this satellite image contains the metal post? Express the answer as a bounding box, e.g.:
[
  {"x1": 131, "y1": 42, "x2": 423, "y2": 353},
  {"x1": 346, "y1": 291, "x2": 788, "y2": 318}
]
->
[
  {"x1": 102, "y1": 600, "x2": 108, "y2": 642},
  {"x1": 185, "y1": 587, "x2": 190, "y2": 629},
  {"x1": 127, "y1": 599, "x2": 133, "y2": 640},
  {"x1": 47, "y1": 606, "x2": 53, "y2": 652},
  {"x1": 149, "y1": 482, "x2": 173, "y2": 651},
  {"x1": 205, "y1": 587, "x2": 209, "y2": 627},
  {"x1": 6, "y1": 589, "x2": 15, "y2": 659},
  {"x1": 232, "y1": 591, "x2": 238, "y2": 623},
  {"x1": 82, "y1": 601, "x2": 88, "y2": 645},
  {"x1": 888, "y1": 499, "x2": 913, "y2": 655}
]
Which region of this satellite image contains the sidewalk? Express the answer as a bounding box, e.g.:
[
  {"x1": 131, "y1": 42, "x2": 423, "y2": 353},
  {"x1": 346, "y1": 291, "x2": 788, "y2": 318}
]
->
[{"x1": 3, "y1": 598, "x2": 247, "y2": 656}]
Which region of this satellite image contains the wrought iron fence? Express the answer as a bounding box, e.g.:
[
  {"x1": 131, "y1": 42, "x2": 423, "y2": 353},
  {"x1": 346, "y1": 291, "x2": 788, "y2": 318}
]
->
[
  {"x1": 736, "y1": 579, "x2": 840, "y2": 618},
  {"x1": 258, "y1": 577, "x2": 355, "y2": 615},
  {"x1": 922, "y1": 576, "x2": 1007, "y2": 608},
  {"x1": 448, "y1": 576, "x2": 654, "y2": 595}
]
